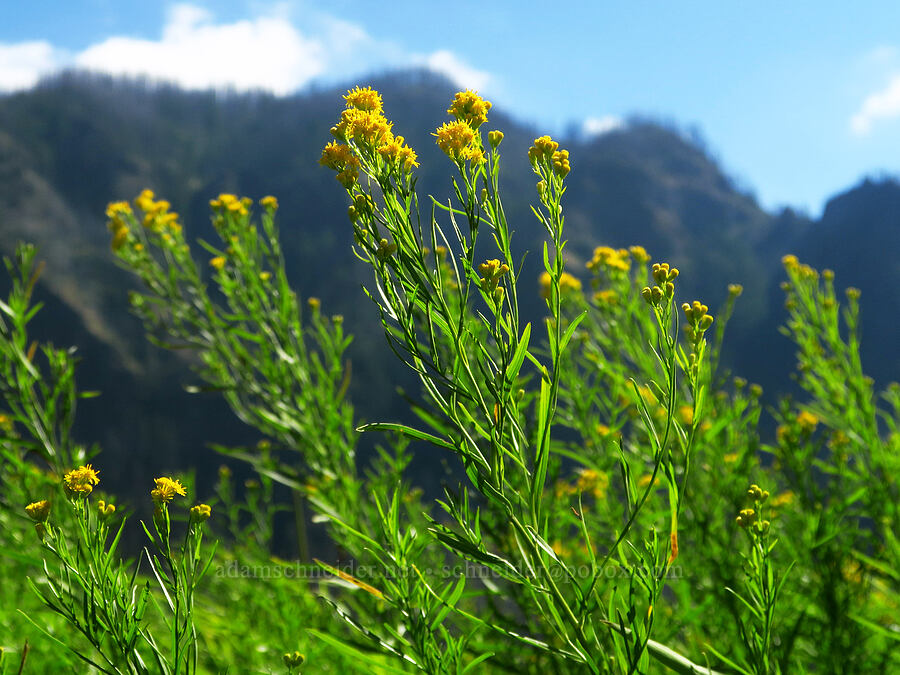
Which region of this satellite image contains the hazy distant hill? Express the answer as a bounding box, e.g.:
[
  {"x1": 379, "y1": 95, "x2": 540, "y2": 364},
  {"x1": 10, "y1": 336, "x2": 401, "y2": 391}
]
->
[{"x1": 0, "y1": 69, "x2": 896, "y2": 494}]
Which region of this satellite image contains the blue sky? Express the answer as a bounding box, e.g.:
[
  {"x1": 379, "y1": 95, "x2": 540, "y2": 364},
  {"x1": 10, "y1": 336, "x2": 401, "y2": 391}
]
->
[{"x1": 2, "y1": 1, "x2": 900, "y2": 216}]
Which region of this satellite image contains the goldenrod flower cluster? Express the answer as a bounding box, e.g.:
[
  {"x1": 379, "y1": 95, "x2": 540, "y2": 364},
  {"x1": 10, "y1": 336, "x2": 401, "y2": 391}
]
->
[
  {"x1": 528, "y1": 136, "x2": 570, "y2": 178},
  {"x1": 434, "y1": 121, "x2": 483, "y2": 164},
  {"x1": 447, "y1": 90, "x2": 492, "y2": 128},
  {"x1": 375, "y1": 238, "x2": 398, "y2": 261},
  {"x1": 151, "y1": 476, "x2": 187, "y2": 505},
  {"x1": 64, "y1": 464, "x2": 100, "y2": 497},
  {"x1": 377, "y1": 135, "x2": 418, "y2": 172},
  {"x1": 332, "y1": 107, "x2": 393, "y2": 148},
  {"x1": 593, "y1": 289, "x2": 618, "y2": 306},
  {"x1": 344, "y1": 85, "x2": 383, "y2": 112},
  {"x1": 324, "y1": 86, "x2": 419, "y2": 182},
  {"x1": 479, "y1": 259, "x2": 509, "y2": 303},
  {"x1": 106, "y1": 201, "x2": 134, "y2": 251},
  {"x1": 628, "y1": 245, "x2": 650, "y2": 263},
  {"x1": 682, "y1": 300, "x2": 714, "y2": 345},
  {"x1": 320, "y1": 141, "x2": 361, "y2": 187},
  {"x1": 433, "y1": 90, "x2": 492, "y2": 165},
  {"x1": 26, "y1": 500, "x2": 51, "y2": 522},
  {"x1": 575, "y1": 468, "x2": 609, "y2": 500},
  {"x1": 776, "y1": 409, "x2": 819, "y2": 446},
  {"x1": 587, "y1": 246, "x2": 631, "y2": 274},
  {"x1": 796, "y1": 410, "x2": 819, "y2": 434},
  {"x1": 781, "y1": 253, "x2": 818, "y2": 281},
  {"x1": 134, "y1": 189, "x2": 182, "y2": 238},
  {"x1": 737, "y1": 484, "x2": 771, "y2": 533},
  {"x1": 97, "y1": 500, "x2": 116, "y2": 518},
  {"x1": 190, "y1": 503, "x2": 212, "y2": 523},
  {"x1": 260, "y1": 195, "x2": 279, "y2": 210},
  {"x1": 209, "y1": 256, "x2": 226, "y2": 271},
  {"x1": 209, "y1": 193, "x2": 251, "y2": 217},
  {"x1": 539, "y1": 271, "x2": 583, "y2": 299},
  {"x1": 641, "y1": 262, "x2": 679, "y2": 306}
]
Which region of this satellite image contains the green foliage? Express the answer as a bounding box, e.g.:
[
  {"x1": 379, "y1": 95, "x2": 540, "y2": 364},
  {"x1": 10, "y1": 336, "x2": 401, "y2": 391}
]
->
[{"x1": 0, "y1": 85, "x2": 897, "y2": 674}]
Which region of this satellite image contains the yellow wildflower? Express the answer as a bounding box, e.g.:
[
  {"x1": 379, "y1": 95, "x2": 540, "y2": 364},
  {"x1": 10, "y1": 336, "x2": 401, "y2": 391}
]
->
[
  {"x1": 678, "y1": 405, "x2": 694, "y2": 426},
  {"x1": 308, "y1": 297, "x2": 321, "y2": 312},
  {"x1": 593, "y1": 289, "x2": 618, "y2": 306},
  {"x1": 587, "y1": 246, "x2": 630, "y2": 273},
  {"x1": 447, "y1": 90, "x2": 492, "y2": 128},
  {"x1": 190, "y1": 503, "x2": 212, "y2": 523},
  {"x1": 377, "y1": 135, "x2": 419, "y2": 171},
  {"x1": 528, "y1": 135, "x2": 559, "y2": 164},
  {"x1": 260, "y1": 195, "x2": 278, "y2": 210},
  {"x1": 26, "y1": 500, "x2": 51, "y2": 522},
  {"x1": 796, "y1": 410, "x2": 819, "y2": 434},
  {"x1": 209, "y1": 256, "x2": 226, "y2": 271},
  {"x1": 723, "y1": 452, "x2": 739, "y2": 463},
  {"x1": 151, "y1": 477, "x2": 187, "y2": 504},
  {"x1": 460, "y1": 145, "x2": 486, "y2": 165},
  {"x1": 344, "y1": 85, "x2": 383, "y2": 112},
  {"x1": 552, "y1": 149, "x2": 570, "y2": 177},
  {"x1": 319, "y1": 141, "x2": 357, "y2": 170},
  {"x1": 539, "y1": 271, "x2": 583, "y2": 299},
  {"x1": 433, "y1": 121, "x2": 477, "y2": 161},
  {"x1": 629, "y1": 245, "x2": 650, "y2": 263},
  {"x1": 333, "y1": 108, "x2": 393, "y2": 148},
  {"x1": 64, "y1": 465, "x2": 100, "y2": 497},
  {"x1": 560, "y1": 272, "x2": 582, "y2": 293},
  {"x1": 637, "y1": 474, "x2": 662, "y2": 489},
  {"x1": 781, "y1": 254, "x2": 799, "y2": 268},
  {"x1": 770, "y1": 491, "x2": 794, "y2": 508},
  {"x1": 106, "y1": 201, "x2": 132, "y2": 220},
  {"x1": 575, "y1": 468, "x2": 609, "y2": 500},
  {"x1": 336, "y1": 166, "x2": 359, "y2": 188},
  {"x1": 135, "y1": 189, "x2": 156, "y2": 212},
  {"x1": 478, "y1": 259, "x2": 509, "y2": 292},
  {"x1": 97, "y1": 500, "x2": 116, "y2": 518}
]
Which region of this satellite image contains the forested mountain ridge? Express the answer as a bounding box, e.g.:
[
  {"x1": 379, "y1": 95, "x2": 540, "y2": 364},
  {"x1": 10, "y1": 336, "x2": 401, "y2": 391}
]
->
[{"x1": 0, "y1": 69, "x2": 895, "y2": 493}]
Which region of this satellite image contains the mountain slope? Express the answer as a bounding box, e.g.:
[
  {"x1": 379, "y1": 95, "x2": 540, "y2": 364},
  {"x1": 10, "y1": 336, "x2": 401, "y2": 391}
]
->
[{"x1": 0, "y1": 69, "x2": 896, "y2": 494}]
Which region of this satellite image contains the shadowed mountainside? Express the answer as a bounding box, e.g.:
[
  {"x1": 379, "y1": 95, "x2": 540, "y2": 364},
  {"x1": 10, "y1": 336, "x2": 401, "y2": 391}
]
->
[{"x1": 0, "y1": 69, "x2": 896, "y2": 499}]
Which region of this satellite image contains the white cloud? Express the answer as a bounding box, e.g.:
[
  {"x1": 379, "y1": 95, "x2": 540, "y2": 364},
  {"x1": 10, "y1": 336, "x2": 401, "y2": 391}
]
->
[
  {"x1": 0, "y1": 41, "x2": 61, "y2": 92},
  {"x1": 421, "y1": 50, "x2": 490, "y2": 91},
  {"x1": 583, "y1": 115, "x2": 624, "y2": 137},
  {"x1": 850, "y1": 74, "x2": 900, "y2": 136},
  {"x1": 74, "y1": 3, "x2": 325, "y2": 94},
  {"x1": 0, "y1": 5, "x2": 493, "y2": 98}
]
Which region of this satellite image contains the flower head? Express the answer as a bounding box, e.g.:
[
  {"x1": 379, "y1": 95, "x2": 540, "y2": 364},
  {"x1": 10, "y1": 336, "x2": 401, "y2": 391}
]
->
[
  {"x1": 528, "y1": 135, "x2": 559, "y2": 164},
  {"x1": 26, "y1": 500, "x2": 51, "y2": 522},
  {"x1": 190, "y1": 503, "x2": 212, "y2": 523},
  {"x1": 97, "y1": 500, "x2": 116, "y2": 519},
  {"x1": 447, "y1": 90, "x2": 492, "y2": 128},
  {"x1": 332, "y1": 108, "x2": 393, "y2": 148},
  {"x1": 587, "y1": 246, "x2": 630, "y2": 274},
  {"x1": 344, "y1": 86, "x2": 383, "y2": 113},
  {"x1": 151, "y1": 477, "x2": 187, "y2": 505},
  {"x1": 540, "y1": 271, "x2": 582, "y2": 299},
  {"x1": 433, "y1": 121, "x2": 477, "y2": 161},
  {"x1": 64, "y1": 465, "x2": 100, "y2": 497},
  {"x1": 319, "y1": 142, "x2": 357, "y2": 170},
  {"x1": 377, "y1": 135, "x2": 419, "y2": 172}
]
